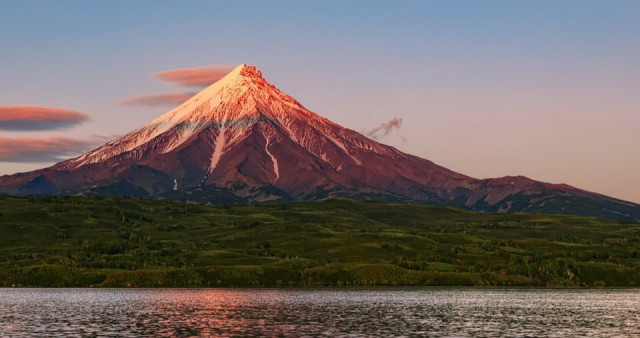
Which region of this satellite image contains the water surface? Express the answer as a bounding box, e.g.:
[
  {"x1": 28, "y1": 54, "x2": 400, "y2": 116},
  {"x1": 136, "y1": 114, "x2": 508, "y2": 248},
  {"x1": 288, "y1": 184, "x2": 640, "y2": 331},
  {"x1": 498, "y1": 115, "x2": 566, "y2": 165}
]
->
[{"x1": 0, "y1": 288, "x2": 638, "y2": 336}]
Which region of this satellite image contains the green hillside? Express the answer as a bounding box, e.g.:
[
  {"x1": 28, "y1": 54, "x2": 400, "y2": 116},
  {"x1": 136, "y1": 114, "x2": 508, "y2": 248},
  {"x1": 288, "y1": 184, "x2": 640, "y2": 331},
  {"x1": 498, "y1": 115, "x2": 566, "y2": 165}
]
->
[{"x1": 0, "y1": 195, "x2": 639, "y2": 287}]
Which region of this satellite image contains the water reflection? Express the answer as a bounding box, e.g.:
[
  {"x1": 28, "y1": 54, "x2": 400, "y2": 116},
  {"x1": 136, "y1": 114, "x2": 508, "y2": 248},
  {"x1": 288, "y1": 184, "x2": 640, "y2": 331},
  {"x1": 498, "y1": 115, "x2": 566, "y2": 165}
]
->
[{"x1": 0, "y1": 288, "x2": 639, "y2": 336}]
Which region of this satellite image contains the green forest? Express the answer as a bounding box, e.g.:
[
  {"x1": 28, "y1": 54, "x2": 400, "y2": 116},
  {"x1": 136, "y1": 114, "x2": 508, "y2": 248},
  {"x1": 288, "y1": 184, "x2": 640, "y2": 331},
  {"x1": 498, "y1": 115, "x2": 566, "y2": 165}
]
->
[{"x1": 0, "y1": 195, "x2": 639, "y2": 287}]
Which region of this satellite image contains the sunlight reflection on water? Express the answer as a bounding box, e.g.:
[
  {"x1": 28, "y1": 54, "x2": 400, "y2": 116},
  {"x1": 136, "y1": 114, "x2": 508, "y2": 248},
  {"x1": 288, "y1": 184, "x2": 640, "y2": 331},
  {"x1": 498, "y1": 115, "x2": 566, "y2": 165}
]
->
[{"x1": 0, "y1": 288, "x2": 638, "y2": 336}]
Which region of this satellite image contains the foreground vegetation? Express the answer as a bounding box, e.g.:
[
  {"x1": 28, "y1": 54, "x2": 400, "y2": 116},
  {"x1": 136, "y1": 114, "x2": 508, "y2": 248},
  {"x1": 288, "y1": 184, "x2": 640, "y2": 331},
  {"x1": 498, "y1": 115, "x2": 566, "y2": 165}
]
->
[{"x1": 0, "y1": 195, "x2": 639, "y2": 287}]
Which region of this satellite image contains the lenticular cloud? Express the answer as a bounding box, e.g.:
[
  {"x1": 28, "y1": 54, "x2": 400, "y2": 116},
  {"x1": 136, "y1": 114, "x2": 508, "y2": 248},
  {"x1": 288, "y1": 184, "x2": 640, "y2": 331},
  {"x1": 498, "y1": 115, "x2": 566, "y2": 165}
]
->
[
  {"x1": 0, "y1": 106, "x2": 89, "y2": 131},
  {"x1": 153, "y1": 65, "x2": 234, "y2": 87},
  {"x1": 0, "y1": 135, "x2": 115, "y2": 163},
  {"x1": 0, "y1": 137, "x2": 90, "y2": 162}
]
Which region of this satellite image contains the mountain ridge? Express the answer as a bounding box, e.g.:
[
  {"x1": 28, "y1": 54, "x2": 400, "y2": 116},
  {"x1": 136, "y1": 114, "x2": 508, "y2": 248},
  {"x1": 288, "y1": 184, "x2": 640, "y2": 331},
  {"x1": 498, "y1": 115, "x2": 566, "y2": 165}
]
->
[{"x1": 1, "y1": 64, "x2": 638, "y2": 220}]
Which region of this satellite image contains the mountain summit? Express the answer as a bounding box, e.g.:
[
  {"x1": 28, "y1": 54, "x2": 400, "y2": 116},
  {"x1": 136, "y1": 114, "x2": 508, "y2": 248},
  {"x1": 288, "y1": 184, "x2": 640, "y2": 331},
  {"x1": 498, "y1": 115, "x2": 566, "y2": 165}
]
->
[{"x1": 1, "y1": 64, "x2": 638, "y2": 220}]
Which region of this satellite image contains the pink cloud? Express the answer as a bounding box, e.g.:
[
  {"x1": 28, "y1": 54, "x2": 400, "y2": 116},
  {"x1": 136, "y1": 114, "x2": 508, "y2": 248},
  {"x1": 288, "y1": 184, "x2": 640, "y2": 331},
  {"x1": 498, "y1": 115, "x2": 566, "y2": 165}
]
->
[
  {"x1": 365, "y1": 117, "x2": 403, "y2": 140},
  {"x1": 116, "y1": 92, "x2": 196, "y2": 108},
  {"x1": 153, "y1": 65, "x2": 234, "y2": 87},
  {"x1": 0, "y1": 106, "x2": 89, "y2": 131},
  {"x1": 0, "y1": 135, "x2": 113, "y2": 163}
]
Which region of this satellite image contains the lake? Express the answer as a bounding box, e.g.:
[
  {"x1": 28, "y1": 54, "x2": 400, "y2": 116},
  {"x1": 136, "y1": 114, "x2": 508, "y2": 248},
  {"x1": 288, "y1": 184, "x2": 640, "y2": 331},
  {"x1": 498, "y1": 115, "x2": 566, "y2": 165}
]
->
[{"x1": 0, "y1": 288, "x2": 638, "y2": 336}]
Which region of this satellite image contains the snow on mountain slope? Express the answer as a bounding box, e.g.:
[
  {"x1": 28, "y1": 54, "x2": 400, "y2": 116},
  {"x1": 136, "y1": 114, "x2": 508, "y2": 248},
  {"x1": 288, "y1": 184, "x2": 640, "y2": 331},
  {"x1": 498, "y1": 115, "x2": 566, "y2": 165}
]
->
[
  {"x1": 59, "y1": 65, "x2": 385, "y2": 172},
  {"x1": 0, "y1": 64, "x2": 638, "y2": 220}
]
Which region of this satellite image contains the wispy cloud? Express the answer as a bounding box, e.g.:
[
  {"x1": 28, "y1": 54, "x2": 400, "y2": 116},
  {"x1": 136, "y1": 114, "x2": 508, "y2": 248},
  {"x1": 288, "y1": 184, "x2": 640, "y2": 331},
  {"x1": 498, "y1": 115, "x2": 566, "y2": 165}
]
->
[
  {"x1": 0, "y1": 106, "x2": 89, "y2": 131},
  {"x1": 153, "y1": 65, "x2": 234, "y2": 87},
  {"x1": 115, "y1": 65, "x2": 233, "y2": 109},
  {"x1": 365, "y1": 117, "x2": 403, "y2": 140},
  {"x1": 116, "y1": 92, "x2": 196, "y2": 108},
  {"x1": 0, "y1": 135, "x2": 114, "y2": 163}
]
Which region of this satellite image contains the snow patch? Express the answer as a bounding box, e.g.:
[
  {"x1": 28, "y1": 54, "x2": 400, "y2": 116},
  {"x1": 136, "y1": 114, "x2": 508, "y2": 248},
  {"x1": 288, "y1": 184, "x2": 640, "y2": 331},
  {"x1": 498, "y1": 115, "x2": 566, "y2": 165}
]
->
[
  {"x1": 264, "y1": 135, "x2": 280, "y2": 182},
  {"x1": 324, "y1": 133, "x2": 362, "y2": 165},
  {"x1": 162, "y1": 122, "x2": 198, "y2": 154},
  {"x1": 209, "y1": 128, "x2": 227, "y2": 172}
]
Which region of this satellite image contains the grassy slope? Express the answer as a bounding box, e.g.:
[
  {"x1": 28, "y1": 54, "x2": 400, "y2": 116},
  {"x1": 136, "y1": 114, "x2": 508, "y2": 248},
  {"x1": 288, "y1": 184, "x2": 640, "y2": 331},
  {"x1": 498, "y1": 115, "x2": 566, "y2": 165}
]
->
[{"x1": 0, "y1": 195, "x2": 639, "y2": 287}]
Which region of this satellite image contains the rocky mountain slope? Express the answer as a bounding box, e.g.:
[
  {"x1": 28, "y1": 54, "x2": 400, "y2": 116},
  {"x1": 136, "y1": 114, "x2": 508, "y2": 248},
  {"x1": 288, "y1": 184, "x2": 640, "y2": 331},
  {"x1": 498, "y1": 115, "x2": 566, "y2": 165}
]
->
[{"x1": 1, "y1": 64, "x2": 638, "y2": 220}]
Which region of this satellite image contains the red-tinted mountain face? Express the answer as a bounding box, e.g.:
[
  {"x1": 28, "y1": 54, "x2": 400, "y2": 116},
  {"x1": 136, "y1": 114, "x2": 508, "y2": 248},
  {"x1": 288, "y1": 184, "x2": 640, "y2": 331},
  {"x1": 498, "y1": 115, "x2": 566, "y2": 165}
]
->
[{"x1": 1, "y1": 65, "x2": 638, "y2": 220}]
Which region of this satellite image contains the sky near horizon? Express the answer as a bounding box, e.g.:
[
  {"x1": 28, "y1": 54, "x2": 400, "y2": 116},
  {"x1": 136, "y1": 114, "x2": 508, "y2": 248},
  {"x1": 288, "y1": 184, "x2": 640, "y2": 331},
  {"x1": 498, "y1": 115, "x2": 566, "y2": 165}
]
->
[{"x1": 0, "y1": 1, "x2": 639, "y2": 203}]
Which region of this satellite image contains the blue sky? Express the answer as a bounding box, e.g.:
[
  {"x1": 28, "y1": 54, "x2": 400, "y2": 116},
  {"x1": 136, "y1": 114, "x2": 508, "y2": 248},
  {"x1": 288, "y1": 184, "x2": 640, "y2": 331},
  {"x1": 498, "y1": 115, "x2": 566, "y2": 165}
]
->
[{"x1": 1, "y1": 1, "x2": 639, "y2": 202}]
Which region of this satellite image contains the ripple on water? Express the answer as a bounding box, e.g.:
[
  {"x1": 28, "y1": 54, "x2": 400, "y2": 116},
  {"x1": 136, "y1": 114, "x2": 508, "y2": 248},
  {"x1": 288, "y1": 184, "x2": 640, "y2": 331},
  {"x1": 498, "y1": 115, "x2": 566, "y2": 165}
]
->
[{"x1": 0, "y1": 288, "x2": 639, "y2": 337}]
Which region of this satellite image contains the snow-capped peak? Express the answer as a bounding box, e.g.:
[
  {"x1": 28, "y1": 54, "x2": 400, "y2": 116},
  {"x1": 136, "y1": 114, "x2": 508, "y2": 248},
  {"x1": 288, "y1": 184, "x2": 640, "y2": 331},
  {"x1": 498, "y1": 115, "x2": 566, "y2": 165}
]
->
[
  {"x1": 3, "y1": 64, "x2": 637, "y2": 221},
  {"x1": 60, "y1": 64, "x2": 381, "y2": 170},
  {"x1": 143, "y1": 64, "x2": 310, "y2": 128}
]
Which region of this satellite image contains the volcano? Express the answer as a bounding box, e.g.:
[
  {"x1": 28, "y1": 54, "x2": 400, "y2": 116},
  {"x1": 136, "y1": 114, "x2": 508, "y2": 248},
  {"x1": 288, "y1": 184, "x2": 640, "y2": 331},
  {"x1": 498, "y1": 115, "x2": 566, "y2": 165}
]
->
[{"x1": 1, "y1": 64, "x2": 638, "y2": 220}]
